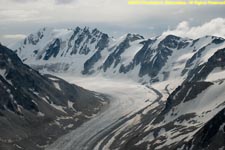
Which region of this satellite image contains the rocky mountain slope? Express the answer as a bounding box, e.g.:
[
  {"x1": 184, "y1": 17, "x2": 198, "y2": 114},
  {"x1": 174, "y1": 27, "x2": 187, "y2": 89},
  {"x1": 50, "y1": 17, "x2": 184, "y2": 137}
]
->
[
  {"x1": 91, "y1": 48, "x2": 225, "y2": 150},
  {"x1": 9, "y1": 27, "x2": 225, "y2": 150},
  {"x1": 0, "y1": 44, "x2": 107, "y2": 150}
]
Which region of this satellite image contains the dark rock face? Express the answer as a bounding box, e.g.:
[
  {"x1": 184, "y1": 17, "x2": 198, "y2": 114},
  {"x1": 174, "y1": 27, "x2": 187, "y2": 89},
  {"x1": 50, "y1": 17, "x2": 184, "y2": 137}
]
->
[
  {"x1": 96, "y1": 33, "x2": 110, "y2": 51},
  {"x1": 65, "y1": 27, "x2": 81, "y2": 55},
  {"x1": 24, "y1": 28, "x2": 45, "y2": 45},
  {"x1": 160, "y1": 35, "x2": 186, "y2": 49},
  {"x1": 179, "y1": 107, "x2": 225, "y2": 150},
  {"x1": 82, "y1": 33, "x2": 110, "y2": 74},
  {"x1": 152, "y1": 81, "x2": 213, "y2": 124},
  {"x1": 138, "y1": 44, "x2": 173, "y2": 78},
  {"x1": 102, "y1": 34, "x2": 143, "y2": 72},
  {"x1": 186, "y1": 47, "x2": 225, "y2": 82},
  {"x1": 130, "y1": 35, "x2": 189, "y2": 80},
  {"x1": 70, "y1": 28, "x2": 87, "y2": 55},
  {"x1": 0, "y1": 44, "x2": 107, "y2": 150},
  {"x1": 69, "y1": 27, "x2": 110, "y2": 56},
  {"x1": 211, "y1": 36, "x2": 225, "y2": 44},
  {"x1": 83, "y1": 51, "x2": 101, "y2": 74},
  {"x1": 43, "y1": 38, "x2": 61, "y2": 60},
  {"x1": 183, "y1": 46, "x2": 207, "y2": 71},
  {"x1": 132, "y1": 39, "x2": 155, "y2": 65},
  {"x1": 163, "y1": 82, "x2": 213, "y2": 114},
  {"x1": 182, "y1": 36, "x2": 225, "y2": 77}
]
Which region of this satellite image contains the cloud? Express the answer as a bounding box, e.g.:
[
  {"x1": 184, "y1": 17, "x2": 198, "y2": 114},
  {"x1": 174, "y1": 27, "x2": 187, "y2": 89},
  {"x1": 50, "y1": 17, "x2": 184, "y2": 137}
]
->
[
  {"x1": 1, "y1": 0, "x2": 225, "y2": 27},
  {"x1": 11, "y1": 0, "x2": 38, "y2": 3},
  {"x1": 162, "y1": 18, "x2": 225, "y2": 39},
  {"x1": 1, "y1": 0, "x2": 225, "y2": 44},
  {"x1": 0, "y1": 9, "x2": 41, "y2": 22},
  {"x1": 55, "y1": 0, "x2": 75, "y2": 4},
  {"x1": 0, "y1": 34, "x2": 26, "y2": 46},
  {"x1": 10, "y1": 0, "x2": 75, "y2": 4},
  {"x1": 2, "y1": 34, "x2": 26, "y2": 39}
]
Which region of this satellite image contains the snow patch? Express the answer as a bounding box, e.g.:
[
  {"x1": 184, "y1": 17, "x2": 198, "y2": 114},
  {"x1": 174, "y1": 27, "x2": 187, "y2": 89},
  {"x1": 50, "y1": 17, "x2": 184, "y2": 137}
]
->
[
  {"x1": 53, "y1": 82, "x2": 61, "y2": 91},
  {"x1": 50, "y1": 102, "x2": 67, "y2": 113},
  {"x1": 67, "y1": 100, "x2": 74, "y2": 109},
  {"x1": 37, "y1": 112, "x2": 45, "y2": 117}
]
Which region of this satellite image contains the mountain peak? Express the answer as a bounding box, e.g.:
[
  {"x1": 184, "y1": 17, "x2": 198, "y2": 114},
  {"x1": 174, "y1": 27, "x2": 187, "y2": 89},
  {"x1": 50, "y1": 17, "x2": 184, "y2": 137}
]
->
[{"x1": 126, "y1": 33, "x2": 144, "y2": 41}]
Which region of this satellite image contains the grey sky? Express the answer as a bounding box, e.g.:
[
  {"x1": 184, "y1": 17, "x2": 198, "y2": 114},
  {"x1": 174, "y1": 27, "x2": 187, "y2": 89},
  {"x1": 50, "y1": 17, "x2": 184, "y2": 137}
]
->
[{"x1": 0, "y1": 0, "x2": 225, "y2": 45}]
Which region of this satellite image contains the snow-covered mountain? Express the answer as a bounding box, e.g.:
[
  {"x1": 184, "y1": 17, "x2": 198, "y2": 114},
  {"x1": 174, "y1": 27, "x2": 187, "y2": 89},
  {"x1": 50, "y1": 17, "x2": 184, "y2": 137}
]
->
[
  {"x1": 11, "y1": 27, "x2": 112, "y2": 74},
  {"x1": 9, "y1": 27, "x2": 225, "y2": 150},
  {"x1": 11, "y1": 27, "x2": 225, "y2": 84},
  {"x1": 0, "y1": 44, "x2": 107, "y2": 150}
]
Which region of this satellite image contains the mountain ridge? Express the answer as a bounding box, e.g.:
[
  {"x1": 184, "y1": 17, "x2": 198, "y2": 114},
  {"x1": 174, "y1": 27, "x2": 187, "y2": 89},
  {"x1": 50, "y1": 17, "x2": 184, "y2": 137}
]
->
[{"x1": 10, "y1": 27, "x2": 225, "y2": 84}]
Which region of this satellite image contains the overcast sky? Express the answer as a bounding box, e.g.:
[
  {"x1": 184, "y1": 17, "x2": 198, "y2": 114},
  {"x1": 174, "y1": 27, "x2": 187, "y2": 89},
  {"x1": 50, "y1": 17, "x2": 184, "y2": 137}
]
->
[{"x1": 0, "y1": 0, "x2": 225, "y2": 45}]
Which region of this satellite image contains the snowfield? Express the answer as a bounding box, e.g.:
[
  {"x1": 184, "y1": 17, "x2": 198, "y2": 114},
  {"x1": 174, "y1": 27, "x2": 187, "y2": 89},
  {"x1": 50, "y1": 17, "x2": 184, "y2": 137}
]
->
[{"x1": 46, "y1": 75, "x2": 161, "y2": 150}]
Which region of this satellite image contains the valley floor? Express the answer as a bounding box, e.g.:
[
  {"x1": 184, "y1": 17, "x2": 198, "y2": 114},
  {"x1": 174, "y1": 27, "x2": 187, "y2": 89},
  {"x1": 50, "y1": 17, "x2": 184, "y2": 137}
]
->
[{"x1": 46, "y1": 75, "x2": 165, "y2": 150}]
